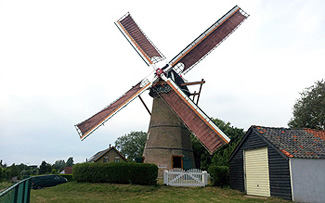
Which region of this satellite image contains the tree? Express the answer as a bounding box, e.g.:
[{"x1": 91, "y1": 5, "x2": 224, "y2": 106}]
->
[
  {"x1": 65, "y1": 157, "x2": 74, "y2": 167},
  {"x1": 115, "y1": 131, "x2": 147, "y2": 161},
  {"x1": 51, "y1": 169, "x2": 57, "y2": 174},
  {"x1": 52, "y1": 160, "x2": 65, "y2": 172},
  {"x1": 192, "y1": 118, "x2": 245, "y2": 170},
  {"x1": 0, "y1": 167, "x2": 3, "y2": 180},
  {"x1": 39, "y1": 161, "x2": 52, "y2": 174},
  {"x1": 0, "y1": 160, "x2": 6, "y2": 168},
  {"x1": 3, "y1": 168, "x2": 11, "y2": 180},
  {"x1": 9, "y1": 164, "x2": 20, "y2": 177},
  {"x1": 30, "y1": 168, "x2": 39, "y2": 176},
  {"x1": 288, "y1": 79, "x2": 325, "y2": 130}
]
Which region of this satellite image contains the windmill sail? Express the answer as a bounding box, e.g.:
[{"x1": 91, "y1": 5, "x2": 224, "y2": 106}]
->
[
  {"x1": 116, "y1": 12, "x2": 165, "y2": 65},
  {"x1": 75, "y1": 81, "x2": 151, "y2": 141},
  {"x1": 169, "y1": 5, "x2": 249, "y2": 74},
  {"x1": 159, "y1": 78, "x2": 230, "y2": 154}
]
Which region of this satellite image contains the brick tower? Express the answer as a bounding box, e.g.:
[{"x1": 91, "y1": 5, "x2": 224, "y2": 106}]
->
[{"x1": 143, "y1": 94, "x2": 196, "y2": 177}]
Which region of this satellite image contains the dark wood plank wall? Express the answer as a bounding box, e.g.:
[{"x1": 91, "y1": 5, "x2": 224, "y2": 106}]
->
[
  {"x1": 229, "y1": 130, "x2": 268, "y2": 192},
  {"x1": 229, "y1": 129, "x2": 292, "y2": 200},
  {"x1": 268, "y1": 147, "x2": 292, "y2": 200}
]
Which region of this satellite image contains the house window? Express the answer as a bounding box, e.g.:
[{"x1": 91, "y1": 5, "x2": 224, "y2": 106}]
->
[
  {"x1": 115, "y1": 157, "x2": 120, "y2": 163},
  {"x1": 172, "y1": 155, "x2": 183, "y2": 169},
  {"x1": 103, "y1": 156, "x2": 109, "y2": 163}
]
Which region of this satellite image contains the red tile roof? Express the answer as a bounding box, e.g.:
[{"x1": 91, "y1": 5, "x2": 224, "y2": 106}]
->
[
  {"x1": 64, "y1": 167, "x2": 73, "y2": 174},
  {"x1": 305, "y1": 129, "x2": 325, "y2": 141},
  {"x1": 252, "y1": 126, "x2": 325, "y2": 159}
]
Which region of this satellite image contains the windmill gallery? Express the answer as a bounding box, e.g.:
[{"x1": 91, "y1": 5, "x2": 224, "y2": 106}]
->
[{"x1": 75, "y1": 6, "x2": 249, "y2": 176}]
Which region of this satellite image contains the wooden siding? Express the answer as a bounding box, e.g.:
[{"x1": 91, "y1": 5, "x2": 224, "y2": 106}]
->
[
  {"x1": 268, "y1": 147, "x2": 292, "y2": 200},
  {"x1": 229, "y1": 129, "x2": 292, "y2": 200},
  {"x1": 229, "y1": 130, "x2": 267, "y2": 192}
]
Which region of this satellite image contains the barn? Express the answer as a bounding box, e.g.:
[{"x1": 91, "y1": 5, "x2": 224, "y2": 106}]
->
[{"x1": 229, "y1": 126, "x2": 325, "y2": 202}]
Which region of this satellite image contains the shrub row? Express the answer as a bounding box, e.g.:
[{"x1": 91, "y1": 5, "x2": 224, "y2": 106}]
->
[
  {"x1": 60, "y1": 174, "x2": 73, "y2": 181},
  {"x1": 73, "y1": 162, "x2": 158, "y2": 185},
  {"x1": 208, "y1": 165, "x2": 229, "y2": 187}
]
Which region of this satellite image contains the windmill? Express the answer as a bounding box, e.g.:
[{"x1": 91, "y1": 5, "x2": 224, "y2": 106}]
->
[{"x1": 75, "y1": 5, "x2": 249, "y2": 175}]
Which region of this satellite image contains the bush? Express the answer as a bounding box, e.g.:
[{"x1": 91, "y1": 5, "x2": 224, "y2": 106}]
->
[
  {"x1": 0, "y1": 168, "x2": 11, "y2": 181},
  {"x1": 22, "y1": 175, "x2": 31, "y2": 179},
  {"x1": 73, "y1": 162, "x2": 157, "y2": 185},
  {"x1": 60, "y1": 174, "x2": 73, "y2": 182},
  {"x1": 51, "y1": 169, "x2": 57, "y2": 174},
  {"x1": 208, "y1": 165, "x2": 229, "y2": 187}
]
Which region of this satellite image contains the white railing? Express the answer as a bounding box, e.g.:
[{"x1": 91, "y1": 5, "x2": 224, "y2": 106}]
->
[{"x1": 163, "y1": 169, "x2": 209, "y2": 187}]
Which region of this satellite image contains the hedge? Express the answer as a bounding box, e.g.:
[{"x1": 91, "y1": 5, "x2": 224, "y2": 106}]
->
[
  {"x1": 73, "y1": 162, "x2": 158, "y2": 185},
  {"x1": 208, "y1": 165, "x2": 229, "y2": 187},
  {"x1": 60, "y1": 174, "x2": 73, "y2": 182}
]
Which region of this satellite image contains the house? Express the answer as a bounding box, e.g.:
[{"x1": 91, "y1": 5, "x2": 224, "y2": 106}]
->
[
  {"x1": 88, "y1": 146, "x2": 127, "y2": 163},
  {"x1": 229, "y1": 126, "x2": 325, "y2": 203},
  {"x1": 59, "y1": 167, "x2": 73, "y2": 174}
]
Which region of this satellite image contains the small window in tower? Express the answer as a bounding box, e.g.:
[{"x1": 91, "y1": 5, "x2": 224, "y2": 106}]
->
[{"x1": 172, "y1": 155, "x2": 183, "y2": 169}]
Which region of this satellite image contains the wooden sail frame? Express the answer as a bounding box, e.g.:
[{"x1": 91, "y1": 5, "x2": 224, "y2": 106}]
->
[{"x1": 115, "y1": 12, "x2": 165, "y2": 65}]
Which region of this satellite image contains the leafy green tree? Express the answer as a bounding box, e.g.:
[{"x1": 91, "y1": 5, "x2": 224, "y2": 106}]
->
[
  {"x1": 17, "y1": 163, "x2": 27, "y2": 171},
  {"x1": 39, "y1": 161, "x2": 52, "y2": 174},
  {"x1": 3, "y1": 168, "x2": 11, "y2": 180},
  {"x1": 115, "y1": 131, "x2": 147, "y2": 161},
  {"x1": 192, "y1": 118, "x2": 245, "y2": 170},
  {"x1": 9, "y1": 164, "x2": 20, "y2": 177},
  {"x1": 20, "y1": 169, "x2": 31, "y2": 177},
  {"x1": 210, "y1": 118, "x2": 245, "y2": 167},
  {"x1": 288, "y1": 79, "x2": 325, "y2": 130},
  {"x1": 52, "y1": 160, "x2": 65, "y2": 172},
  {"x1": 66, "y1": 157, "x2": 74, "y2": 167},
  {"x1": 30, "y1": 168, "x2": 39, "y2": 176},
  {"x1": 0, "y1": 167, "x2": 3, "y2": 180},
  {"x1": 0, "y1": 160, "x2": 6, "y2": 168}
]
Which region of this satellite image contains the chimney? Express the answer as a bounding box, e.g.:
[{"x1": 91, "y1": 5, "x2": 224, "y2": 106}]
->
[{"x1": 109, "y1": 144, "x2": 111, "y2": 148}]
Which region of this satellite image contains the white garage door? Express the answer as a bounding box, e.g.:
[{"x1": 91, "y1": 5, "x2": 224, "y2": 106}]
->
[{"x1": 244, "y1": 147, "x2": 270, "y2": 197}]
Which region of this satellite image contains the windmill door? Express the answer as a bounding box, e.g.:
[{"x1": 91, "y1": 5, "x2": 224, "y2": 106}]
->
[{"x1": 244, "y1": 147, "x2": 270, "y2": 197}]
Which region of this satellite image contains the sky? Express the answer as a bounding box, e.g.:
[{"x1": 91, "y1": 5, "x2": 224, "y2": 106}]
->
[{"x1": 1, "y1": 0, "x2": 324, "y2": 166}]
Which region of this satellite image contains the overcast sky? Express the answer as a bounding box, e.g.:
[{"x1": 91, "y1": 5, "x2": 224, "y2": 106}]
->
[{"x1": 1, "y1": 0, "x2": 324, "y2": 166}]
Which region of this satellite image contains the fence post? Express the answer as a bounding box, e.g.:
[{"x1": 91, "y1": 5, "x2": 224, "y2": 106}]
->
[
  {"x1": 26, "y1": 178, "x2": 31, "y2": 203},
  {"x1": 13, "y1": 183, "x2": 19, "y2": 203},
  {"x1": 21, "y1": 181, "x2": 26, "y2": 203},
  {"x1": 202, "y1": 171, "x2": 207, "y2": 186},
  {"x1": 163, "y1": 170, "x2": 168, "y2": 185}
]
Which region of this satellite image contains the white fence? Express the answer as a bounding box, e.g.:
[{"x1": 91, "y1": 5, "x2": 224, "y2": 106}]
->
[{"x1": 163, "y1": 169, "x2": 209, "y2": 187}]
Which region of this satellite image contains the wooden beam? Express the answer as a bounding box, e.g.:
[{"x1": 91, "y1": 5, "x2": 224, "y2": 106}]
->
[
  {"x1": 196, "y1": 79, "x2": 205, "y2": 105},
  {"x1": 192, "y1": 91, "x2": 197, "y2": 103},
  {"x1": 180, "y1": 80, "x2": 205, "y2": 86},
  {"x1": 138, "y1": 95, "x2": 151, "y2": 115}
]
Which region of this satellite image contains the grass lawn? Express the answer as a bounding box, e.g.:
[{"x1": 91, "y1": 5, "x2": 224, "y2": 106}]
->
[
  {"x1": 0, "y1": 181, "x2": 13, "y2": 192},
  {"x1": 30, "y1": 181, "x2": 290, "y2": 203}
]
